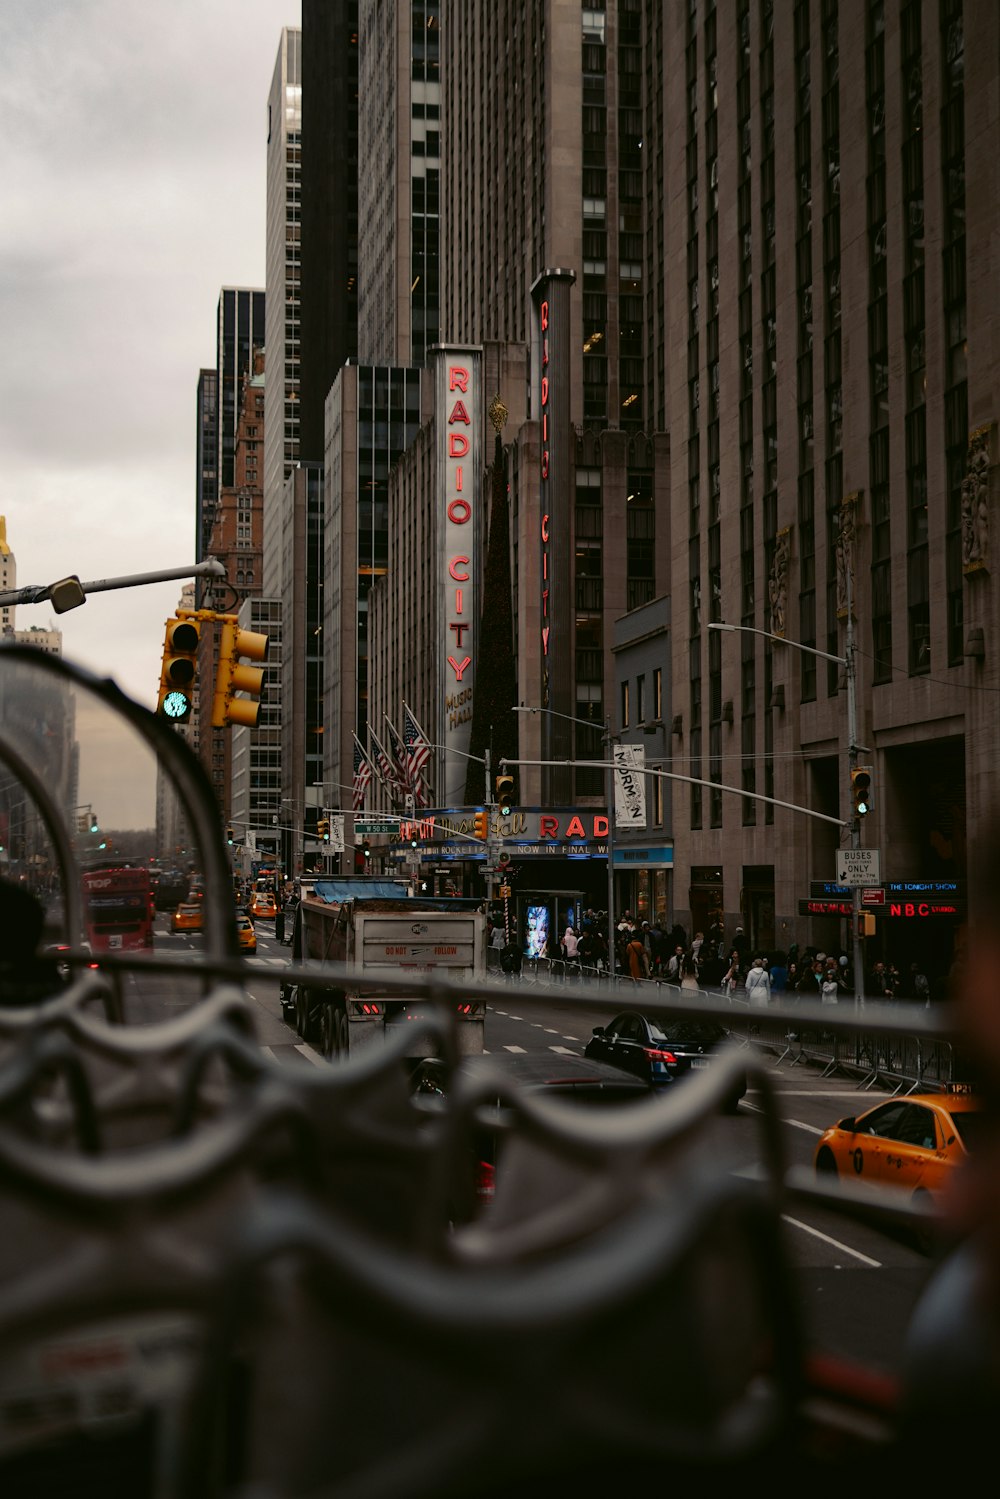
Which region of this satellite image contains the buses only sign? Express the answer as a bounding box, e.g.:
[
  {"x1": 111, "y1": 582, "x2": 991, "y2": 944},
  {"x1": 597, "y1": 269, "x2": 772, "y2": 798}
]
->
[{"x1": 836, "y1": 848, "x2": 881, "y2": 887}]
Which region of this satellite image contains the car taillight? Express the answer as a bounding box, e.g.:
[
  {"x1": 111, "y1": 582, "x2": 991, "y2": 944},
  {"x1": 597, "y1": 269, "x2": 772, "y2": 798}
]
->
[
  {"x1": 474, "y1": 1159, "x2": 495, "y2": 1203},
  {"x1": 356, "y1": 1001, "x2": 381, "y2": 1017},
  {"x1": 643, "y1": 1047, "x2": 678, "y2": 1064},
  {"x1": 457, "y1": 1002, "x2": 473, "y2": 1015}
]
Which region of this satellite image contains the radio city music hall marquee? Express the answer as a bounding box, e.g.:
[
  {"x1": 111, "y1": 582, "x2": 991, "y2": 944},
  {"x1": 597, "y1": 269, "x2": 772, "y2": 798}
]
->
[{"x1": 437, "y1": 349, "x2": 482, "y2": 805}]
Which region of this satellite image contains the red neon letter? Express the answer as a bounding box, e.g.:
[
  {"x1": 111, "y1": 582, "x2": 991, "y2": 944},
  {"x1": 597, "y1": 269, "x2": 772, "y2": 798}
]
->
[
  {"x1": 593, "y1": 816, "x2": 609, "y2": 837},
  {"x1": 449, "y1": 623, "x2": 470, "y2": 646},
  {"x1": 449, "y1": 367, "x2": 469, "y2": 392},
  {"x1": 447, "y1": 499, "x2": 472, "y2": 524},
  {"x1": 449, "y1": 434, "x2": 469, "y2": 457},
  {"x1": 541, "y1": 514, "x2": 549, "y2": 542},
  {"x1": 455, "y1": 466, "x2": 463, "y2": 491},
  {"x1": 448, "y1": 399, "x2": 471, "y2": 425},
  {"x1": 540, "y1": 300, "x2": 549, "y2": 331},
  {"x1": 565, "y1": 816, "x2": 586, "y2": 838},
  {"x1": 539, "y1": 815, "x2": 559, "y2": 839},
  {"x1": 541, "y1": 451, "x2": 549, "y2": 479},
  {"x1": 454, "y1": 588, "x2": 463, "y2": 613},
  {"x1": 541, "y1": 376, "x2": 548, "y2": 405},
  {"x1": 541, "y1": 626, "x2": 549, "y2": 654},
  {"x1": 449, "y1": 556, "x2": 470, "y2": 581},
  {"x1": 447, "y1": 655, "x2": 472, "y2": 681}
]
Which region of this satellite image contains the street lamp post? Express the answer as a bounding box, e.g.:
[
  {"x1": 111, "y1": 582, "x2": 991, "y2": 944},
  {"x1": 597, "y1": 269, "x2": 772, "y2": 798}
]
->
[
  {"x1": 708, "y1": 614, "x2": 866, "y2": 1008},
  {"x1": 514, "y1": 706, "x2": 618, "y2": 972}
]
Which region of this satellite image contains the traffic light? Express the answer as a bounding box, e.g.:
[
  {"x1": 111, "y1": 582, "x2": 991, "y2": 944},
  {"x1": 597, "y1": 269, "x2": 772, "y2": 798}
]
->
[
  {"x1": 318, "y1": 819, "x2": 330, "y2": 843},
  {"x1": 211, "y1": 618, "x2": 269, "y2": 728},
  {"x1": 90, "y1": 814, "x2": 99, "y2": 834},
  {"x1": 851, "y1": 765, "x2": 874, "y2": 818},
  {"x1": 496, "y1": 775, "x2": 515, "y2": 817},
  {"x1": 227, "y1": 826, "x2": 235, "y2": 845},
  {"x1": 473, "y1": 810, "x2": 489, "y2": 841},
  {"x1": 157, "y1": 614, "x2": 201, "y2": 722},
  {"x1": 363, "y1": 840, "x2": 371, "y2": 862}
]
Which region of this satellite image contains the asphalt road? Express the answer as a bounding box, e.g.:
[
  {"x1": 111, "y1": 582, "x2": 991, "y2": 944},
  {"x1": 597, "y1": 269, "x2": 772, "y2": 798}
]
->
[{"x1": 146, "y1": 915, "x2": 935, "y2": 1386}]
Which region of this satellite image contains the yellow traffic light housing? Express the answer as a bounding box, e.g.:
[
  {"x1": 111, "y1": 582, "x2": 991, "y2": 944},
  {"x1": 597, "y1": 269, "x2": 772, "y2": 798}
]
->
[
  {"x1": 495, "y1": 775, "x2": 515, "y2": 817},
  {"x1": 473, "y1": 810, "x2": 489, "y2": 841},
  {"x1": 157, "y1": 614, "x2": 201, "y2": 722},
  {"x1": 318, "y1": 819, "x2": 330, "y2": 842},
  {"x1": 212, "y1": 618, "x2": 269, "y2": 728},
  {"x1": 851, "y1": 765, "x2": 874, "y2": 818}
]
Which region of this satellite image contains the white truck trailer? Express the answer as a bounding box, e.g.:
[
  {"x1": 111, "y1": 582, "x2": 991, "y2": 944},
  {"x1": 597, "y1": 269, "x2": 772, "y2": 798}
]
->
[{"x1": 280, "y1": 880, "x2": 487, "y2": 1061}]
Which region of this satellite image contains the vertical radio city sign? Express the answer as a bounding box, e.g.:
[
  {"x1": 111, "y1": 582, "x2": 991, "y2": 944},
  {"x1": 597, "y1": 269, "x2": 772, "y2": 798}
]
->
[{"x1": 436, "y1": 347, "x2": 483, "y2": 806}]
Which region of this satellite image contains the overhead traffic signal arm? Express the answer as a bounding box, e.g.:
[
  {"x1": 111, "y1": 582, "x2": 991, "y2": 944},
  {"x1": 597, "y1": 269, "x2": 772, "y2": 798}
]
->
[
  {"x1": 157, "y1": 614, "x2": 202, "y2": 722},
  {"x1": 212, "y1": 617, "x2": 269, "y2": 728}
]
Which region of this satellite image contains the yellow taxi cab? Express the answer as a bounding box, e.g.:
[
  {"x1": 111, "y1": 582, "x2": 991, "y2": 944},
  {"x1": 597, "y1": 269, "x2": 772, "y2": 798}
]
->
[
  {"x1": 236, "y1": 914, "x2": 257, "y2": 954},
  {"x1": 171, "y1": 902, "x2": 204, "y2": 934},
  {"x1": 815, "y1": 1085, "x2": 985, "y2": 1207},
  {"x1": 250, "y1": 892, "x2": 277, "y2": 920}
]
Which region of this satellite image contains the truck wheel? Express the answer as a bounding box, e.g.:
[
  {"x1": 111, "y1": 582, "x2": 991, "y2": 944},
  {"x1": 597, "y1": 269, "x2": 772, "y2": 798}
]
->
[
  {"x1": 319, "y1": 1003, "x2": 336, "y2": 1060},
  {"x1": 336, "y1": 1006, "x2": 350, "y2": 1058},
  {"x1": 298, "y1": 989, "x2": 320, "y2": 1045}
]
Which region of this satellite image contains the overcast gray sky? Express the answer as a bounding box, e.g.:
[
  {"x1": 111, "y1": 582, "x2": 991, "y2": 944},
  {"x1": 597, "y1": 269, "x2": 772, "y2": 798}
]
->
[{"x1": 0, "y1": 0, "x2": 300, "y2": 715}]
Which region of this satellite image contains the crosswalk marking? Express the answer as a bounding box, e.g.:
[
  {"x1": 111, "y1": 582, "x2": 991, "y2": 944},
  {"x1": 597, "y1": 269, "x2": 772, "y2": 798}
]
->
[
  {"x1": 502, "y1": 1044, "x2": 527, "y2": 1053},
  {"x1": 548, "y1": 1045, "x2": 581, "y2": 1055}
]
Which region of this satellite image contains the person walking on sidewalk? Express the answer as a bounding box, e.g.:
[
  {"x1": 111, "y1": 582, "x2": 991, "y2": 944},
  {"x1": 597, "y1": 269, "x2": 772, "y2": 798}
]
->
[{"x1": 744, "y1": 956, "x2": 771, "y2": 1006}]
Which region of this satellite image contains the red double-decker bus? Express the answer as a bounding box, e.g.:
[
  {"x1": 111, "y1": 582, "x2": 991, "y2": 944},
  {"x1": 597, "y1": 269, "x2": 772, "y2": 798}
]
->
[{"x1": 81, "y1": 864, "x2": 155, "y2": 953}]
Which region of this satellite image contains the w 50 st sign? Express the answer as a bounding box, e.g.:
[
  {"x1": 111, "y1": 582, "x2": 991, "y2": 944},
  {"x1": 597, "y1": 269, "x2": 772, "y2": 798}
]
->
[{"x1": 613, "y1": 744, "x2": 647, "y2": 830}]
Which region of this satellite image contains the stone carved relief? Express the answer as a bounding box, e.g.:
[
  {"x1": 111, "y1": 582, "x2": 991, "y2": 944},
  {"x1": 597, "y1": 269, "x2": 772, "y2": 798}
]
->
[
  {"x1": 962, "y1": 425, "x2": 992, "y2": 574},
  {"x1": 768, "y1": 527, "x2": 791, "y2": 638}
]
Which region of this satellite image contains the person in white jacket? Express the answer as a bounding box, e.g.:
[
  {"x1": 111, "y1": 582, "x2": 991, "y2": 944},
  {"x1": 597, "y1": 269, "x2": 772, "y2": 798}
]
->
[{"x1": 744, "y1": 956, "x2": 771, "y2": 1005}]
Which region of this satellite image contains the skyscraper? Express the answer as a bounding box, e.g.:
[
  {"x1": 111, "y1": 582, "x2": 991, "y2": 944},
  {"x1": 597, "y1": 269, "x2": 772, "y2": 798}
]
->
[
  {"x1": 263, "y1": 27, "x2": 303, "y2": 601},
  {"x1": 216, "y1": 288, "x2": 265, "y2": 493}
]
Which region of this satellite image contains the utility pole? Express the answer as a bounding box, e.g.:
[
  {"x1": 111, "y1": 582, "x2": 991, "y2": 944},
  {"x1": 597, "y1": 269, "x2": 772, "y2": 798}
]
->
[
  {"x1": 603, "y1": 716, "x2": 617, "y2": 973},
  {"x1": 483, "y1": 745, "x2": 496, "y2": 913},
  {"x1": 844, "y1": 550, "x2": 866, "y2": 1010}
]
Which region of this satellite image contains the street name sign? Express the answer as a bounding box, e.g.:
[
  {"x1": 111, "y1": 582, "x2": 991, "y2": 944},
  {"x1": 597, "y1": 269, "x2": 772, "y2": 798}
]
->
[
  {"x1": 356, "y1": 821, "x2": 397, "y2": 835},
  {"x1": 836, "y1": 848, "x2": 881, "y2": 886}
]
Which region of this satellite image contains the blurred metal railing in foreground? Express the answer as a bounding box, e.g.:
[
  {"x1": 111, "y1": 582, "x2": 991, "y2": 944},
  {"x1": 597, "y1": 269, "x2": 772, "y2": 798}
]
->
[{"x1": 0, "y1": 951, "x2": 977, "y2": 1493}]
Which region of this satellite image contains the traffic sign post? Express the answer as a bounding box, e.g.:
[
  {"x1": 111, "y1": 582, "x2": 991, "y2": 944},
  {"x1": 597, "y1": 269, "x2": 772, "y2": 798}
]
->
[{"x1": 836, "y1": 848, "x2": 881, "y2": 887}]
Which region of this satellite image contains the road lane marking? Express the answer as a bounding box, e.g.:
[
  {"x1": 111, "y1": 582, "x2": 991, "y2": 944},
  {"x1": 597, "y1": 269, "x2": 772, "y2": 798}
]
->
[
  {"x1": 782, "y1": 1214, "x2": 882, "y2": 1267},
  {"x1": 296, "y1": 1043, "x2": 326, "y2": 1066},
  {"x1": 561, "y1": 1035, "x2": 579, "y2": 1042},
  {"x1": 502, "y1": 1045, "x2": 528, "y2": 1053},
  {"x1": 741, "y1": 1100, "x2": 823, "y2": 1134},
  {"x1": 549, "y1": 1046, "x2": 580, "y2": 1055}
]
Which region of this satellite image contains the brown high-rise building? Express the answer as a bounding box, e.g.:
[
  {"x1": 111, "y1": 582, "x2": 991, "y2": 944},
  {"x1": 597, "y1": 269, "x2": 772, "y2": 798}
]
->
[
  {"x1": 199, "y1": 353, "x2": 266, "y2": 822},
  {"x1": 291, "y1": 2, "x2": 1000, "y2": 964}
]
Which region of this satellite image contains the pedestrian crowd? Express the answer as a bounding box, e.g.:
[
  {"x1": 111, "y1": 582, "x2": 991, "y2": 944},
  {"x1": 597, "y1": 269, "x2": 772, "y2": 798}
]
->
[{"x1": 485, "y1": 904, "x2": 935, "y2": 1004}]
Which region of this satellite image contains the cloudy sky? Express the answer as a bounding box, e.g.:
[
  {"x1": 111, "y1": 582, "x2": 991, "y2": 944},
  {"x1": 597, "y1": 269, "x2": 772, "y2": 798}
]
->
[{"x1": 0, "y1": 0, "x2": 300, "y2": 714}]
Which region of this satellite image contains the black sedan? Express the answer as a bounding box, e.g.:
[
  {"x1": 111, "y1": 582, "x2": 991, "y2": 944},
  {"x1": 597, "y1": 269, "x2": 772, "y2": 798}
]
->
[{"x1": 584, "y1": 1011, "x2": 746, "y2": 1112}]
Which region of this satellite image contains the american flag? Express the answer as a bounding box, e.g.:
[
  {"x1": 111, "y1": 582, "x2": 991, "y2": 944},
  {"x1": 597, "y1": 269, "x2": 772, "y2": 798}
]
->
[
  {"x1": 368, "y1": 725, "x2": 404, "y2": 799},
  {"x1": 385, "y1": 717, "x2": 413, "y2": 792},
  {"x1": 351, "y1": 734, "x2": 373, "y2": 810},
  {"x1": 403, "y1": 702, "x2": 432, "y2": 777},
  {"x1": 403, "y1": 703, "x2": 433, "y2": 809}
]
